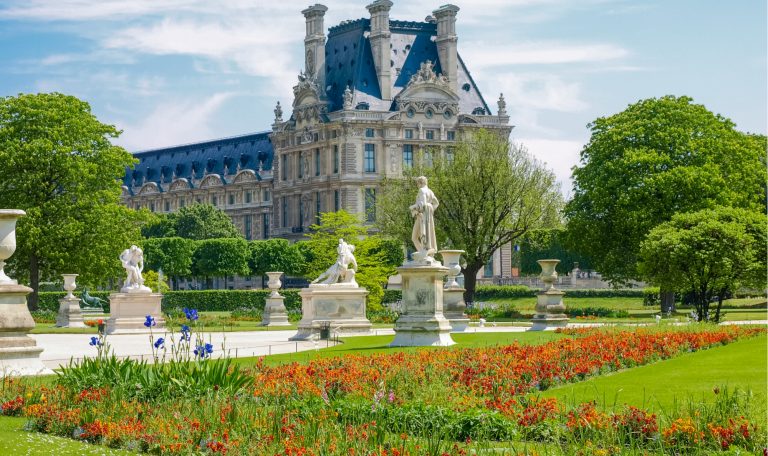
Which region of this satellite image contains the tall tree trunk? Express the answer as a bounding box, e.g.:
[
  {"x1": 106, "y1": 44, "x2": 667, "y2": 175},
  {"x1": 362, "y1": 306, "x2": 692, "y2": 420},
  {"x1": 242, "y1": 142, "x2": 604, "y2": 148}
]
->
[
  {"x1": 714, "y1": 288, "x2": 726, "y2": 323},
  {"x1": 28, "y1": 254, "x2": 39, "y2": 311},
  {"x1": 660, "y1": 289, "x2": 675, "y2": 314},
  {"x1": 462, "y1": 262, "x2": 483, "y2": 305}
]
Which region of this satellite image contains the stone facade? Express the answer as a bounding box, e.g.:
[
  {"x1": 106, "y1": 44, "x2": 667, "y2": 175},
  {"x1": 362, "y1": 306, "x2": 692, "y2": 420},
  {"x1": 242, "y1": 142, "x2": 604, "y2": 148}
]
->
[{"x1": 121, "y1": 2, "x2": 514, "y2": 288}]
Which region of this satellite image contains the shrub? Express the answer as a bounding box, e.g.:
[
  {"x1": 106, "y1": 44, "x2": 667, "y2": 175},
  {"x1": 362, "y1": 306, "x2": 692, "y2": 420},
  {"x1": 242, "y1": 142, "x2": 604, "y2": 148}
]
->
[
  {"x1": 161, "y1": 290, "x2": 302, "y2": 313},
  {"x1": 643, "y1": 287, "x2": 661, "y2": 306},
  {"x1": 383, "y1": 289, "x2": 402, "y2": 304},
  {"x1": 566, "y1": 307, "x2": 630, "y2": 318},
  {"x1": 38, "y1": 291, "x2": 111, "y2": 313},
  {"x1": 31, "y1": 310, "x2": 57, "y2": 324}
]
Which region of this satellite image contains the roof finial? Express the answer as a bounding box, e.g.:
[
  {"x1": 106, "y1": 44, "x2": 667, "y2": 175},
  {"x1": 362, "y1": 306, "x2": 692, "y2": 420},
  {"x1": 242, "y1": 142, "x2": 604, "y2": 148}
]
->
[
  {"x1": 274, "y1": 101, "x2": 283, "y2": 122},
  {"x1": 497, "y1": 93, "x2": 507, "y2": 117},
  {"x1": 343, "y1": 85, "x2": 354, "y2": 110}
]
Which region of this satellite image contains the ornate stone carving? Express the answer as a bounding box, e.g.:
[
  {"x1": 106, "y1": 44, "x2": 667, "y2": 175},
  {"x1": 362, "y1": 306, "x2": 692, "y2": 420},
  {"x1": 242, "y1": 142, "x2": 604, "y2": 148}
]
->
[
  {"x1": 343, "y1": 85, "x2": 354, "y2": 110},
  {"x1": 408, "y1": 60, "x2": 449, "y2": 86},
  {"x1": 497, "y1": 93, "x2": 507, "y2": 117},
  {"x1": 311, "y1": 239, "x2": 359, "y2": 287},
  {"x1": 274, "y1": 101, "x2": 283, "y2": 122}
]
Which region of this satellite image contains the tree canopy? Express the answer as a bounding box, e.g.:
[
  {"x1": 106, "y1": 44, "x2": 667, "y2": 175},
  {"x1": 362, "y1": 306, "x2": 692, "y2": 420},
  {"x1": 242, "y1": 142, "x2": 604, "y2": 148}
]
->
[
  {"x1": 377, "y1": 129, "x2": 562, "y2": 302},
  {"x1": 0, "y1": 93, "x2": 148, "y2": 308},
  {"x1": 142, "y1": 204, "x2": 242, "y2": 240},
  {"x1": 565, "y1": 95, "x2": 767, "y2": 284},
  {"x1": 638, "y1": 207, "x2": 766, "y2": 322},
  {"x1": 519, "y1": 228, "x2": 592, "y2": 275},
  {"x1": 249, "y1": 239, "x2": 306, "y2": 277}
]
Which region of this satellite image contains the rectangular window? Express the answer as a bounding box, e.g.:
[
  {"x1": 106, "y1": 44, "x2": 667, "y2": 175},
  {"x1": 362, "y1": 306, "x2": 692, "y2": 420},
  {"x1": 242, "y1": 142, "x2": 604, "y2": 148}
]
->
[
  {"x1": 333, "y1": 145, "x2": 339, "y2": 174},
  {"x1": 179, "y1": 198, "x2": 185, "y2": 208},
  {"x1": 484, "y1": 258, "x2": 494, "y2": 277},
  {"x1": 244, "y1": 215, "x2": 252, "y2": 241},
  {"x1": 281, "y1": 154, "x2": 288, "y2": 180},
  {"x1": 211, "y1": 196, "x2": 217, "y2": 206},
  {"x1": 262, "y1": 213, "x2": 270, "y2": 239},
  {"x1": 446, "y1": 146, "x2": 455, "y2": 164},
  {"x1": 447, "y1": 130, "x2": 456, "y2": 141},
  {"x1": 365, "y1": 128, "x2": 375, "y2": 138},
  {"x1": 364, "y1": 188, "x2": 376, "y2": 222},
  {"x1": 403, "y1": 144, "x2": 413, "y2": 168},
  {"x1": 263, "y1": 189, "x2": 270, "y2": 201},
  {"x1": 298, "y1": 153, "x2": 303, "y2": 178},
  {"x1": 298, "y1": 197, "x2": 304, "y2": 228},
  {"x1": 150, "y1": 202, "x2": 155, "y2": 212},
  {"x1": 315, "y1": 191, "x2": 322, "y2": 223},
  {"x1": 164, "y1": 201, "x2": 170, "y2": 212},
  {"x1": 228, "y1": 194, "x2": 235, "y2": 205},
  {"x1": 245, "y1": 192, "x2": 252, "y2": 203},
  {"x1": 332, "y1": 130, "x2": 337, "y2": 139},
  {"x1": 426, "y1": 130, "x2": 435, "y2": 140},
  {"x1": 334, "y1": 190, "x2": 340, "y2": 211},
  {"x1": 405, "y1": 129, "x2": 413, "y2": 139},
  {"x1": 314, "y1": 149, "x2": 320, "y2": 176},
  {"x1": 282, "y1": 197, "x2": 288, "y2": 228},
  {"x1": 424, "y1": 150, "x2": 433, "y2": 167},
  {"x1": 364, "y1": 143, "x2": 376, "y2": 173}
]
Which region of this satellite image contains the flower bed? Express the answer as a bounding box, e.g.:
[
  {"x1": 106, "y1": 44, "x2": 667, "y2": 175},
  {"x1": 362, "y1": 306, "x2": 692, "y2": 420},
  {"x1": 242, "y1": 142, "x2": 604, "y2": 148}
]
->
[{"x1": 1, "y1": 325, "x2": 764, "y2": 454}]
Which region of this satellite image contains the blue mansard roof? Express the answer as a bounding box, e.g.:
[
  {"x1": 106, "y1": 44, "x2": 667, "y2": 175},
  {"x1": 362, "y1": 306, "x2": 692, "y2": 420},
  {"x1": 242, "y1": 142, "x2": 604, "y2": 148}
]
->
[
  {"x1": 324, "y1": 18, "x2": 491, "y2": 114},
  {"x1": 123, "y1": 131, "x2": 273, "y2": 189}
]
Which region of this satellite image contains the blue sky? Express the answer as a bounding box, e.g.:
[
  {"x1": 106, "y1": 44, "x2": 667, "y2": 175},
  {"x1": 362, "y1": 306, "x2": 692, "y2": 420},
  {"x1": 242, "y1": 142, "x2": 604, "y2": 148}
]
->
[{"x1": 0, "y1": 0, "x2": 765, "y2": 192}]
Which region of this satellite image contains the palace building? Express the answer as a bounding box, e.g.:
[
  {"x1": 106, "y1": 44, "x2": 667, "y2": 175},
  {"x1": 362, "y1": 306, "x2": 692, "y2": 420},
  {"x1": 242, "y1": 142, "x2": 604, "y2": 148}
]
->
[{"x1": 121, "y1": 1, "x2": 515, "y2": 286}]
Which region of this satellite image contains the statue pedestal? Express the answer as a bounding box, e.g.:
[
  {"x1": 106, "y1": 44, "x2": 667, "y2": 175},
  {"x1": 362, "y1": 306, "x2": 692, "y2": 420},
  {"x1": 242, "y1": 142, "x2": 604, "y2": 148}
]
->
[
  {"x1": 391, "y1": 263, "x2": 455, "y2": 347},
  {"x1": 529, "y1": 289, "x2": 569, "y2": 331},
  {"x1": 261, "y1": 295, "x2": 291, "y2": 326},
  {"x1": 290, "y1": 285, "x2": 371, "y2": 340},
  {"x1": 0, "y1": 284, "x2": 50, "y2": 376},
  {"x1": 106, "y1": 292, "x2": 165, "y2": 334},
  {"x1": 55, "y1": 296, "x2": 86, "y2": 328},
  {"x1": 444, "y1": 287, "x2": 470, "y2": 332}
]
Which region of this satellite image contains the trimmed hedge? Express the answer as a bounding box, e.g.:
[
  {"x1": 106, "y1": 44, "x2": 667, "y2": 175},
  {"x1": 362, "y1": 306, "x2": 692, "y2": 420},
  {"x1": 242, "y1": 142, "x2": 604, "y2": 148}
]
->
[
  {"x1": 382, "y1": 286, "x2": 647, "y2": 304},
  {"x1": 37, "y1": 290, "x2": 303, "y2": 313}
]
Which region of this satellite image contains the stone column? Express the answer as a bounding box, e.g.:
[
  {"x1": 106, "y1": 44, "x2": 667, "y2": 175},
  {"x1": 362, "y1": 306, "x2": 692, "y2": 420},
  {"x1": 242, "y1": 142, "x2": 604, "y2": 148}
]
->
[
  {"x1": 56, "y1": 274, "x2": 86, "y2": 328},
  {"x1": 391, "y1": 262, "x2": 455, "y2": 347},
  {"x1": 0, "y1": 210, "x2": 49, "y2": 376},
  {"x1": 529, "y1": 259, "x2": 568, "y2": 331},
  {"x1": 261, "y1": 272, "x2": 291, "y2": 326}
]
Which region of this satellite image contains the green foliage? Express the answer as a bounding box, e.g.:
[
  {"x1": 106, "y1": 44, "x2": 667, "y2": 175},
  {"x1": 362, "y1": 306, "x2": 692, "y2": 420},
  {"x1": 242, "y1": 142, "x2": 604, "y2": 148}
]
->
[
  {"x1": 377, "y1": 129, "x2": 562, "y2": 302},
  {"x1": 565, "y1": 95, "x2": 768, "y2": 283},
  {"x1": 0, "y1": 93, "x2": 149, "y2": 308},
  {"x1": 160, "y1": 289, "x2": 302, "y2": 313},
  {"x1": 639, "y1": 207, "x2": 767, "y2": 322},
  {"x1": 382, "y1": 289, "x2": 402, "y2": 304},
  {"x1": 143, "y1": 204, "x2": 241, "y2": 240},
  {"x1": 303, "y1": 211, "x2": 401, "y2": 311},
  {"x1": 38, "y1": 291, "x2": 111, "y2": 312},
  {"x1": 643, "y1": 287, "x2": 661, "y2": 307},
  {"x1": 519, "y1": 228, "x2": 591, "y2": 274},
  {"x1": 565, "y1": 307, "x2": 630, "y2": 318},
  {"x1": 192, "y1": 238, "x2": 250, "y2": 278},
  {"x1": 382, "y1": 286, "x2": 646, "y2": 304},
  {"x1": 142, "y1": 270, "x2": 170, "y2": 293},
  {"x1": 249, "y1": 238, "x2": 306, "y2": 276},
  {"x1": 141, "y1": 237, "x2": 196, "y2": 277}
]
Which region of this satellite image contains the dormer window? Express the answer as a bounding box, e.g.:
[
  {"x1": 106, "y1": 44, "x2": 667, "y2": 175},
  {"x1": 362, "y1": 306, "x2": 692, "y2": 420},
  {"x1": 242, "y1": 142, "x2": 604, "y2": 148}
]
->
[
  {"x1": 472, "y1": 107, "x2": 486, "y2": 115},
  {"x1": 462, "y1": 83, "x2": 471, "y2": 92},
  {"x1": 355, "y1": 102, "x2": 370, "y2": 111}
]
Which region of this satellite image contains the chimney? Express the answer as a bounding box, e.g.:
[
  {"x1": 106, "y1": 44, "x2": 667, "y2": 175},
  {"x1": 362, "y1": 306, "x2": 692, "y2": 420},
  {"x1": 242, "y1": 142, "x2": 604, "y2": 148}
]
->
[
  {"x1": 432, "y1": 4, "x2": 459, "y2": 93},
  {"x1": 301, "y1": 4, "x2": 328, "y2": 96},
  {"x1": 366, "y1": 0, "x2": 393, "y2": 102}
]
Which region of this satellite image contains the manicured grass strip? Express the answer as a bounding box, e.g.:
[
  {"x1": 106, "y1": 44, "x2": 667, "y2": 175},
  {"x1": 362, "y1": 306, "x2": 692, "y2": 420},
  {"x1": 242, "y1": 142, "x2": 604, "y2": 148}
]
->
[
  {"x1": 0, "y1": 416, "x2": 132, "y2": 455},
  {"x1": 233, "y1": 331, "x2": 563, "y2": 367},
  {"x1": 543, "y1": 333, "x2": 767, "y2": 411}
]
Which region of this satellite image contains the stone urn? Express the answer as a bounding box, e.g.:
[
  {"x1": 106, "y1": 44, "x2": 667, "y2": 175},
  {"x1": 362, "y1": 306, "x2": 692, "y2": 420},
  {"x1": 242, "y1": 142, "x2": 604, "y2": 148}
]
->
[
  {"x1": 439, "y1": 250, "x2": 464, "y2": 289},
  {"x1": 538, "y1": 259, "x2": 559, "y2": 291},
  {"x1": 62, "y1": 274, "x2": 78, "y2": 299},
  {"x1": 0, "y1": 210, "x2": 25, "y2": 285},
  {"x1": 266, "y1": 272, "x2": 283, "y2": 297}
]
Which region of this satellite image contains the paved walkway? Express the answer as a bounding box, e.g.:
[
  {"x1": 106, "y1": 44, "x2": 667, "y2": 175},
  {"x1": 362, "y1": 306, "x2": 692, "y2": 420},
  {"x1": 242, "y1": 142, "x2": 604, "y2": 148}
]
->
[{"x1": 31, "y1": 320, "x2": 766, "y2": 371}]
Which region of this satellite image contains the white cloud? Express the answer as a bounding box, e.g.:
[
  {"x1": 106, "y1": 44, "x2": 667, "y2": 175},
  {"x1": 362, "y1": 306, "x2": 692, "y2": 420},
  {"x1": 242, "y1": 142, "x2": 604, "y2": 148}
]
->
[
  {"x1": 115, "y1": 92, "x2": 235, "y2": 151},
  {"x1": 515, "y1": 137, "x2": 585, "y2": 193},
  {"x1": 464, "y1": 41, "x2": 628, "y2": 67},
  {"x1": 486, "y1": 72, "x2": 589, "y2": 113}
]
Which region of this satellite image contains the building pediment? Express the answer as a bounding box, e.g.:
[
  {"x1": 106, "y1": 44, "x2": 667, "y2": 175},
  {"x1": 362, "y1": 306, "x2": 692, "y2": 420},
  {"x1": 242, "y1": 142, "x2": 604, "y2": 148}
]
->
[
  {"x1": 138, "y1": 182, "x2": 162, "y2": 195},
  {"x1": 169, "y1": 178, "x2": 192, "y2": 192},
  {"x1": 233, "y1": 169, "x2": 257, "y2": 184},
  {"x1": 395, "y1": 61, "x2": 459, "y2": 116},
  {"x1": 199, "y1": 174, "x2": 224, "y2": 188}
]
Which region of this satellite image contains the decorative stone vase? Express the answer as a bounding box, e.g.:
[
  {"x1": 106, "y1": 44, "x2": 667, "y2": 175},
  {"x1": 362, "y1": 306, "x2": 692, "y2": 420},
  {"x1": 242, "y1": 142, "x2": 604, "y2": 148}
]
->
[
  {"x1": 0, "y1": 210, "x2": 25, "y2": 285},
  {"x1": 62, "y1": 274, "x2": 78, "y2": 299},
  {"x1": 266, "y1": 272, "x2": 283, "y2": 298},
  {"x1": 537, "y1": 259, "x2": 559, "y2": 290},
  {"x1": 439, "y1": 250, "x2": 464, "y2": 289}
]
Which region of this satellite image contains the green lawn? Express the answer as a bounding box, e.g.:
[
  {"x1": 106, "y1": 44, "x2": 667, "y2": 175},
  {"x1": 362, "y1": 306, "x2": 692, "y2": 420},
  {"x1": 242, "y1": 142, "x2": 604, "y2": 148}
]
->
[
  {"x1": 0, "y1": 416, "x2": 133, "y2": 455},
  {"x1": 542, "y1": 333, "x2": 768, "y2": 413}
]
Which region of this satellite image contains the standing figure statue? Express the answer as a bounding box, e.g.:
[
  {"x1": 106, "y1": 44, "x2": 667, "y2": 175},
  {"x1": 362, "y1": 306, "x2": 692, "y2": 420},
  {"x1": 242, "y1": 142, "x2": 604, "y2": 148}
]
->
[
  {"x1": 120, "y1": 245, "x2": 150, "y2": 292},
  {"x1": 409, "y1": 176, "x2": 439, "y2": 262},
  {"x1": 311, "y1": 238, "x2": 358, "y2": 286}
]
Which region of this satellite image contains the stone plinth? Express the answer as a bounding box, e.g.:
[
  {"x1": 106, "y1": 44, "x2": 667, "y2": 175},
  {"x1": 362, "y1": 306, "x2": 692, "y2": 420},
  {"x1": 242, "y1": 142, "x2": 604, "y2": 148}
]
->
[
  {"x1": 444, "y1": 287, "x2": 470, "y2": 332},
  {"x1": 106, "y1": 292, "x2": 165, "y2": 334},
  {"x1": 390, "y1": 263, "x2": 455, "y2": 347},
  {"x1": 290, "y1": 285, "x2": 371, "y2": 340},
  {"x1": 56, "y1": 296, "x2": 86, "y2": 328},
  {"x1": 261, "y1": 295, "x2": 291, "y2": 326},
  {"x1": 529, "y1": 288, "x2": 568, "y2": 331},
  {"x1": 0, "y1": 284, "x2": 50, "y2": 376}
]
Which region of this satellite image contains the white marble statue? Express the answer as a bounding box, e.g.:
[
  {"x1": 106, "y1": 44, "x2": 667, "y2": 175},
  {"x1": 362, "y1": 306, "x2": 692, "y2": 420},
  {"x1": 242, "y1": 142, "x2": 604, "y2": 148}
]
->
[
  {"x1": 311, "y1": 238, "x2": 358, "y2": 287},
  {"x1": 120, "y1": 245, "x2": 151, "y2": 293},
  {"x1": 409, "y1": 176, "x2": 439, "y2": 262}
]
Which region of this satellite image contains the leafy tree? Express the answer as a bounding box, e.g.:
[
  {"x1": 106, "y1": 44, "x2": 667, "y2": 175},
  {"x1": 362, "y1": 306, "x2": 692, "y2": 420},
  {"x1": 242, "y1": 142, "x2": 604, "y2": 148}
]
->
[
  {"x1": 565, "y1": 96, "x2": 767, "y2": 286},
  {"x1": 302, "y1": 211, "x2": 402, "y2": 311},
  {"x1": 377, "y1": 129, "x2": 562, "y2": 303},
  {"x1": 519, "y1": 228, "x2": 592, "y2": 275},
  {"x1": 249, "y1": 239, "x2": 306, "y2": 278},
  {"x1": 0, "y1": 93, "x2": 149, "y2": 308},
  {"x1": 192, "y1": 238, "x2": 250, "y2": 288},
  {"x1": 638, "y1": 207, "x2": 766, "y2": 322},
  {"x1": 141, "y1": 237, "x2": 197, "y2": 290},
  {"x1": 143, "y1": 204, "x2": 241, "y2": 240}
]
